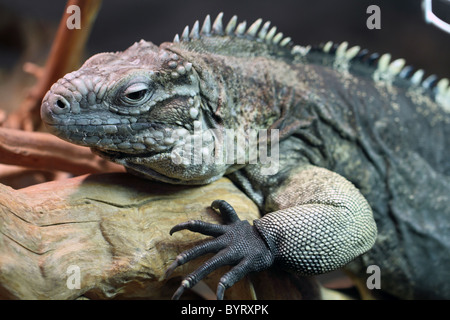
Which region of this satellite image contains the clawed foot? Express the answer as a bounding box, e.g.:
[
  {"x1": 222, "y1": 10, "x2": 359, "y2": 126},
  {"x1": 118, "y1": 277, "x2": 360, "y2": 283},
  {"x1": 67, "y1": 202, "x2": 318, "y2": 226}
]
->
[{"x1": 165, "y1": 200, "x2": 274, "y2": 300}]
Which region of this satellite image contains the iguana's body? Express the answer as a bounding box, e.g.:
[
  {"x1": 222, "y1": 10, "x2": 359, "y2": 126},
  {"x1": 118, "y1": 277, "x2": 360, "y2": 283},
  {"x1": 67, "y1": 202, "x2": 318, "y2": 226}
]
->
[{"x1": 41, "y1": 13, "x2": 450, "y2": 299}]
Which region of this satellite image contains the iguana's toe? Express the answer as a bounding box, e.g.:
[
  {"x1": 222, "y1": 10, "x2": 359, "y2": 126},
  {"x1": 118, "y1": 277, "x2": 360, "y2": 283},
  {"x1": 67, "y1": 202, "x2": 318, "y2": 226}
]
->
[{"x1": 166, "y1": 200, "x2": 275, "y2": 300}]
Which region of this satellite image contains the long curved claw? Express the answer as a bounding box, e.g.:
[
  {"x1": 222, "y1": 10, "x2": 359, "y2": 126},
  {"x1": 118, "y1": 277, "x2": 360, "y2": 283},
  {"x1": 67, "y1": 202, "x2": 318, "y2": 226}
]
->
[
  {"x1": 172, "y1": 280, "x2": 189, "y2": 300},
  {"x1": 166, "y1": 200, "x2": 276, "y2": 300},
  {"x1": 216, "y1": 258, "x2": 255, "y2": 297},
  {"x1": 216, "y1": 283, "x2": 226, "y2": 300},
  {"x1": 164, "y1": 236, "x2": 226, "y2": 279},
  {"x1": 172, "y1": 248, "x2": 238, "y2": 294},
  {"x1": 211, "y1": 199, "x2": 240, "y2": 224},
  {"x1": 169, "y1": 219, "x2": 229, "y2": 237}
]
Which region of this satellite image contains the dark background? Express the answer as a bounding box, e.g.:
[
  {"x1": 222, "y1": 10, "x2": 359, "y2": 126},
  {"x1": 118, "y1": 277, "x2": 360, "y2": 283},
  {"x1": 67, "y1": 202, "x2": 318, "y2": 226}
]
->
[{"x1": 0, "y1": 0, "x2": 449, "y2": 75}]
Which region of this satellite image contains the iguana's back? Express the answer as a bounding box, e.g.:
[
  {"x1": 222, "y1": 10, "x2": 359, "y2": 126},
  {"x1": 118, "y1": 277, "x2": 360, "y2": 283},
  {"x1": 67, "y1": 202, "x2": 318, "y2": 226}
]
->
[{"x1": 282, "y1": 49, "x2": 450, "y2": 298}]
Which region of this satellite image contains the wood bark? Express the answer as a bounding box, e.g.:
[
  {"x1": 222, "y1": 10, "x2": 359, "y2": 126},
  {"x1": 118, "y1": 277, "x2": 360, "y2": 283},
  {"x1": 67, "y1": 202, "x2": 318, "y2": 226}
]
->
[{"x1": 0, "y1": 174, "x2": 293, "y2": 299}]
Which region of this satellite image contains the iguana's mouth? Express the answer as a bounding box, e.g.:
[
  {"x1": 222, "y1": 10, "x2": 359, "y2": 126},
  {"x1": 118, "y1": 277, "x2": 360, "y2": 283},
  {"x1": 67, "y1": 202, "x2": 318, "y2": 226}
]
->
[
  {"x1": 121, "y1": 162, "x2": 186, "y2": 184},
  {"x1": 44, "y1": 119, "x2": 184, "y2": 154},
  {"x1": 91, "y1": 148, "x2": 185, "y2": 183},
  {"x1": 91, "y1": 147, "x2": 159, "y2": 159},
  {"x1": 91, "y1": 146, "x2": 224, "y2": 185}
]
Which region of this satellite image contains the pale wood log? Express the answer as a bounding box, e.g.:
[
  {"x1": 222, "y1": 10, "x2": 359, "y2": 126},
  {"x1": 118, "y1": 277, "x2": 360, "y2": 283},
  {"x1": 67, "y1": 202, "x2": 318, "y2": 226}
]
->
[{"x1": 0, "y1": 174, "x2": 263, "y2": 299}]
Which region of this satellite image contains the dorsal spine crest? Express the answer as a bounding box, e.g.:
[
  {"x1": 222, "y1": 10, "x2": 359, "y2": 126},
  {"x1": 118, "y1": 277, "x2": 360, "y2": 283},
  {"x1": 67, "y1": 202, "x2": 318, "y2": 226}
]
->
[{"x1": 171, "y1": 13, "x2": 449, "y2": 109}]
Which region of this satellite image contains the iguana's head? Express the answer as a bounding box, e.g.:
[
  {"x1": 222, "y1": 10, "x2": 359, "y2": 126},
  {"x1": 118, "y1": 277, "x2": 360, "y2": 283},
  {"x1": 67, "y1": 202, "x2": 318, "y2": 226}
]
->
[
  {"x1": 42, "y1": 13, "x2": 298, "y2": 184},
  {"x1": 41, "y1": 39, "x2": 232, "y2": 184}
]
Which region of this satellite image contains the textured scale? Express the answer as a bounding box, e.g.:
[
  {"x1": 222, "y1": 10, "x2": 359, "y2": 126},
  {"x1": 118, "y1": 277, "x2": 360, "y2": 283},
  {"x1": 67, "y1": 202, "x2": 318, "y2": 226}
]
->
[{"x1": 255, "y1": 167, "x2": 376, "y2": 275}]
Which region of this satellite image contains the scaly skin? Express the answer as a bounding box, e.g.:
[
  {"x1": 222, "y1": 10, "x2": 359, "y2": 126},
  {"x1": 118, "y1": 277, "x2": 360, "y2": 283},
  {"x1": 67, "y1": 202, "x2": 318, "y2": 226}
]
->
[{"x1": 41, "y1": 13, "x2": 449, "y2": 299}]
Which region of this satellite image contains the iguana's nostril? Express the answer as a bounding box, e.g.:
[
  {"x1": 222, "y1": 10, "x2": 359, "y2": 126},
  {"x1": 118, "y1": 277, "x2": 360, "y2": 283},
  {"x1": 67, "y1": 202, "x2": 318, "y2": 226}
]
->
[
  {"x1": 46, "y1": 94, "x2": 71, "y2": 115},
  {"x1": 56, "y1": 99, "x2": 67, "y2": 109}
]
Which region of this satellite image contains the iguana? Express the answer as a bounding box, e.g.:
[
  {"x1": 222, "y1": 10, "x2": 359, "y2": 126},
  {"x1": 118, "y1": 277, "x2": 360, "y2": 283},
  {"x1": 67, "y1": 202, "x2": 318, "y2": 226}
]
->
[{"x1": 40, "y1": 13, "x2": 450, "y2": 299}]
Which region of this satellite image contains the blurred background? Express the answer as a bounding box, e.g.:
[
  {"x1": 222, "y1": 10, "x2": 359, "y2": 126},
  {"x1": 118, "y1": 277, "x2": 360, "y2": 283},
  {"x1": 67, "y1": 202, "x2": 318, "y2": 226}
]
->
[{"x1": 0, "y1": 0, "x2": 449, "y2": 114}]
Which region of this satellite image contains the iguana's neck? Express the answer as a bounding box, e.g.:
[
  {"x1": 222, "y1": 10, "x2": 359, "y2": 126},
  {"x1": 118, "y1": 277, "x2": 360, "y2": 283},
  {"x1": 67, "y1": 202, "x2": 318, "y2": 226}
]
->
[{"x1": 166, "y1": 43, "x2": 307, "y2": 139}]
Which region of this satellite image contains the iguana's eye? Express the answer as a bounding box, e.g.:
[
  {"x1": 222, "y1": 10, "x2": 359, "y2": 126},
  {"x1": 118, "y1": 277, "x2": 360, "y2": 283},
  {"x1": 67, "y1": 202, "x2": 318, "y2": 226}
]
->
[
  {"x1": 126, "y1": 89, "x2": 147, "y2": 100},
  {"x1": 121, "y1": 83, "x2": 152, "y2": 105}
]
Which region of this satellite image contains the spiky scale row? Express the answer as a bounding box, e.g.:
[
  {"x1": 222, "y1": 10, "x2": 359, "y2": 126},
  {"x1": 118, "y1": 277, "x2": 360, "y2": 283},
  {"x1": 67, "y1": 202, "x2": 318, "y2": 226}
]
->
[
  {"x1": 399, "y1": 66, "x2": 414, "y2": 78},
  {"x1": 319, "y1": 40, "x2": 448, "y2": 94},
  {"x1": 190, "y1": 20, "x2": 200, "y2": 39},
  {"x1": 201, "y1": 15, "x2": 211, "y2": 35},
  {"x1": 212, "y1": 12, "x2": 224, "y2": 34},
  {"x1": 247, "y1": 18, "x2": 262, "y2": 36},
  {"x1": 225, "y1": 15, "x2": 238, "y2": 35},
  {"x1": 172, "y1": 13, "x2": 449, "y2": 105},
  {"x1": 258, "y1": 21, "x2": 271, "y2": 39},
  {"x1": 235, "y1": 21, "x2": 247, "y2": 35},
  {"x1": 173, "y1": 12, "x2": 293, "y2": 48},
  {"x1": 437, "y1": 78, "x2": 449, "y2": 93}
]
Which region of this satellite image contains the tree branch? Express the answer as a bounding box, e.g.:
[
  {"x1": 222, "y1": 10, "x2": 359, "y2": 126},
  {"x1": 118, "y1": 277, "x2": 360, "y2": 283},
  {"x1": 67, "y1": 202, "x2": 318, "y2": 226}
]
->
[
  {"x1": 4, "y1": 0, "x2": 103, "y2": 131},
  {"x1": 0, "y1": 127, "x2": 123, "y2": 175}
]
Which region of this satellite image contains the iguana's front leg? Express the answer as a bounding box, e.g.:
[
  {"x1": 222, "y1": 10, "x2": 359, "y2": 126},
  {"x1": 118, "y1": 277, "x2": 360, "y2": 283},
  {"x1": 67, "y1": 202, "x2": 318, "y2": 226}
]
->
[{"x1": 166, "y1": 165, "x2": 377, "y2": 299}]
